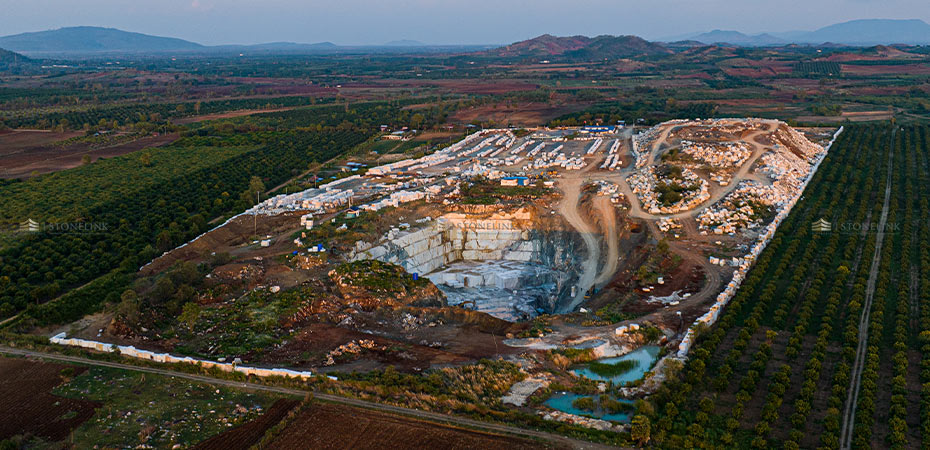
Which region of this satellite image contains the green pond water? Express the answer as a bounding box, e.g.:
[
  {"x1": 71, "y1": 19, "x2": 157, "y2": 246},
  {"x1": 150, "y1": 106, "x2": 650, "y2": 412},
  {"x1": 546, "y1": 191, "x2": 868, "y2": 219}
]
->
[
  {"x1": 543, "y1": 393, "x2": 634, "y2": 423},
  {"x1": 543, "y1": 346, "x2": 661, "y2": 423},
  {"x1": 571, "y1": 345, "x2": 661, "y2": 384}
]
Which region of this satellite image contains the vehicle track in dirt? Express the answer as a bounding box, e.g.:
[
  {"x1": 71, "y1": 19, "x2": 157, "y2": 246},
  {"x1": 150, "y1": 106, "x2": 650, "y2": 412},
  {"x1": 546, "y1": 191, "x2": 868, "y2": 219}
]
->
[
  {"x1": 592, "y1": 196, "x2": 619, "y2": 287},
  {"x1": 556, "y1": 172, "x2": 601, "y2": 313}
]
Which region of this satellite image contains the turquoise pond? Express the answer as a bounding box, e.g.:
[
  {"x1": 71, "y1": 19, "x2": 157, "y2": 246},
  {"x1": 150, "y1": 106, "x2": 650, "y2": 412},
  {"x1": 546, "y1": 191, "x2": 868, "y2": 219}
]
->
[
  {"x1": 543, "y1": 393, "x2": 634, "y2": 422},
  {"x1": 571, "y1": 345, "x2": 661, "y2": 384}
]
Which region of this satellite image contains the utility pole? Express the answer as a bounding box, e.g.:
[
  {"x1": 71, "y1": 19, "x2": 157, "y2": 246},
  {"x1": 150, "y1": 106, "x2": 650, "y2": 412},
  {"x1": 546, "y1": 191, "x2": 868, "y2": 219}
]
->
[{"x1": 254, "y1": 191, "x2": 260, "y2": 235}]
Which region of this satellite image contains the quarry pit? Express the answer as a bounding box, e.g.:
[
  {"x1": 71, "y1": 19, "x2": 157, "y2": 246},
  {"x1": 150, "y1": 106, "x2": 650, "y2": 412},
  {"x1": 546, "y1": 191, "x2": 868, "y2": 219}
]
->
[{"x1": 50, "y1": 120, "x2": 841, "y2": 432}]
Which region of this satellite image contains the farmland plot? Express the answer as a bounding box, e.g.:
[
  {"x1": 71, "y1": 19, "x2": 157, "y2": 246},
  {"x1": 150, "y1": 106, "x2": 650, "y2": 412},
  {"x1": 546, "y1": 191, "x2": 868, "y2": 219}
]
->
[{"x1": 0, "y1": 356, "x2": 98, "y2": 441}]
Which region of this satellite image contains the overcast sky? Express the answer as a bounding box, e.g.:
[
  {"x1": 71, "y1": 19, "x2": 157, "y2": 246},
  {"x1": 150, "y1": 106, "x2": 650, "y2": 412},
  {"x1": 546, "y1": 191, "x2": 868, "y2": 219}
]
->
[{"x1": 0, "y1": 0, "x2": 927, "y2": 45}]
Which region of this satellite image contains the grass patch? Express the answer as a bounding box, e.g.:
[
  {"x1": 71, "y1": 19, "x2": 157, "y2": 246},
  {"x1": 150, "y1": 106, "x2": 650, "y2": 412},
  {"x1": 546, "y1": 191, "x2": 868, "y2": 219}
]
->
[
  {"x1": 170, "y1": 286, "x2": 317, "y2": 359},
  {"x1": 459, "y1": 179, "x2": 549, "y2": 205},
  {"x1": 586, "y1": 359, "x2": 640, "y2": 377},
  {"x1": 331, "y1": 259, "x2": 428, "y2": 293},
  {"x1": 53, "y1": 366, "x2": 281, "y2": 448},
  {"x1": 572, "y1": 396, "x2": 596, "y2": 411}
]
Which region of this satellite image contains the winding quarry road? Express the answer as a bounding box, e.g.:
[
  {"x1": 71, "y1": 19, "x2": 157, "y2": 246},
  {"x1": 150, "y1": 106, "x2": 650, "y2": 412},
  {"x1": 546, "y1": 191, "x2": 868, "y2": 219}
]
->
[
  {"x1": 592, "y1": 196, "x2": 619, "y2": 287},
  {"x1": 553, "y1": 119, "x2": 776, "y2": 313},
  {"x1": 556, "y1": 169, "x2": 602, "y2": 313},
  {"x1": 613, "y1": 120, "x2": 779, "y2": 221},
  {"x1": 839, "y1": 127, "x2": 895, "y2": 450},
  {"x1": 0, "y1": 347, "x2": 609, "y2": 450}
]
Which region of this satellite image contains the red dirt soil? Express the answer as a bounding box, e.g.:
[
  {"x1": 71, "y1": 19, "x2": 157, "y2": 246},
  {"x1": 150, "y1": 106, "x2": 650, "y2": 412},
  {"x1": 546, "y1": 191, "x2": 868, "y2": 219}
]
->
[
  {"x1": 141, "y1": 211, "x2": 304, "y2": 276},
  {"x1": 0, "y1": 129, "x2": 82, "y2": 155},
  {"x1": 0, "y1": 357, "x2": 100, "y2": 441},
  {"x1": 256, "y1": 322, "x2": 473, "y2": 372},
  {"x1": 172, "y1": 107, "x2": 300, "y2": 125},
  {"x1": 450, "y1": 102, "x2": 586, "y2": 126},
  {"x1": 0, "y1": 132, "x2": 179, "y2": 179},
  {"x1": 193, "y1": 398, "x2": 301, "y2": 450},
  {"x1": 840, "y1": 63, "x2": 930, "y2": 75},
  {"x1": 338, "y1": 79, "x2": 538, "y2": 95},
  {"x1": 264, "y1": 402, "x2": 555, "y2": 450}
]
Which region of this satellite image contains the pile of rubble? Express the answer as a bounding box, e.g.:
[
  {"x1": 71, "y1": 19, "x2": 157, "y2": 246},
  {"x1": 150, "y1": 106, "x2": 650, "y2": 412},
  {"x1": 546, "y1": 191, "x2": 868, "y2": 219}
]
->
[
  {"x1": 324, "y1": 339, "x2": 382, "y2": 366},
  {"x1": 680, "y1": 140, "x2": 751, "y2": 167},
  {"x1": 697, "y1": 127, "x2": 824, "y2": 235},
  {"x1": 539, "y1": 410, "x2": 628, "y2": 432},
  {"x1": 627, "y1": 167, "x2": 710, "y2": 214},
  {"x1": 632, "y1": 123, "x2": 670, "y2": 168},
  {"x1": 771, "y1": 124, "x2": 826, "y2": 162},
  {"x1": 697, "y1": 181, "x2": 778, "y2": 234},
  {"x1": 657, "y1": 218, "x2": 682, "y2": 233},
  {"x1": 674, "y1": 118, "x2": 765, "y2": 140},
  {"x1": 645, "y1": 290, "x2": 690, "y2": 305},
  {"x1": 758, "y1": 149, "x2": 818, "y2": 197},
  {"x1": 591, "y1": 180, "x2": 623, "y2": 202}
]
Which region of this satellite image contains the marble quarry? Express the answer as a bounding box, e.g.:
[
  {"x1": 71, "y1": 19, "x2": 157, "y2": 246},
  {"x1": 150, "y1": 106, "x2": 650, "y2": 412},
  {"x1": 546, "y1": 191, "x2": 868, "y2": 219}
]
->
[{"x1": 350, "y1": 208, "x2": 580, "y2": 320}]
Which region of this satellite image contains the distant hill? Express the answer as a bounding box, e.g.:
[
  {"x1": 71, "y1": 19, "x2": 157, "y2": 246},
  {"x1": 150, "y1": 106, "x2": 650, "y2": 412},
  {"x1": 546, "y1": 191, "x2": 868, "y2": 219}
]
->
[
  {"x1": 675, "y1": 19, "x2": 930, "y2": 47},
  {"x1": 676, "y1": 45, "x2": 739, "y2": 60},
  {"x1": 797, "y1": 19, "x2": 930, "y2": 45},
  {"x1": 0, "y1": 26, "x2": 486, "y2": 56},
  {"x1": 865, "y1": 44, "x2": 922, "y2": 58},
  {"x1": 691, "y1": 30, "x2": 785, "y2": 46},
  {"x1": 664, "y1": 40, "x2": 707, "y2": 49},
  {"x1": 492, "y1": 34, "x2": 591, "y2": 57},
  {"x1": 564, "y1": 35, "x2": 672, "y2": 59},
  {"x1": 0, "y1": 47, "x2": 31, "y2": 65},
  {"x1": 0, "y1": 26, "x2": 204, "y2": 54},
  {"x1": 490, "y1": 34, "x2": 670, "y2": 60}
]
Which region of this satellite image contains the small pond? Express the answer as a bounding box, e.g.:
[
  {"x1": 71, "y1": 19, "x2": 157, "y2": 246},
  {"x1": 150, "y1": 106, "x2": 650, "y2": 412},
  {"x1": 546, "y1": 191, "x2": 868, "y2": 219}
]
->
[
  {"x1": 571, "y1": 345, "x2": 661, "y2": 384},
  {"x1": 544, "y1": 392, "x2": 634, "y2": 423}
]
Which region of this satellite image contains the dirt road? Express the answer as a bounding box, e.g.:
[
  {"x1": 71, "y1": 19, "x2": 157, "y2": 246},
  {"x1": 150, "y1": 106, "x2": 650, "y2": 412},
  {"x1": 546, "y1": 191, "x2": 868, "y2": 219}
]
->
[
  {"x1": 613, "y1": 120, "x2": 779, "y2": 221},
  {"x1": 556, "y1": 176, "x2": 600, "y2": 313},
  {"x1": 592, "y1": 196, "x2": 619, "y2": 287},
  {"x1": 0, "y1": 347, "x2": 608, "y2": 450},
  {"x1": 639, "y1": 218, "x2": 724, "y2": 308}
]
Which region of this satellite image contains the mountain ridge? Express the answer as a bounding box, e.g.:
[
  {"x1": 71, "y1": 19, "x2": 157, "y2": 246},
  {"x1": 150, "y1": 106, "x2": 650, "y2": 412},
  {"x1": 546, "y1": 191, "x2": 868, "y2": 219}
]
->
[
  {"x1": 677, "y1": 18, "x2": 930, "y2": 46},
  {"x1": 0, "y1": 26, "x2": 204, "y2": 53},
  {"x1": 490, "y1": 34, "x2": 670, "y2": 59},
  {"x1": 689, "y1": 30, "x2": 786, "y2": 46},
  {"x1": 800, "y1": 19, "x2": 930, "y2": 45},
  {"x1": 3, "y1": 19, "x2": 929, "y2": 57}
]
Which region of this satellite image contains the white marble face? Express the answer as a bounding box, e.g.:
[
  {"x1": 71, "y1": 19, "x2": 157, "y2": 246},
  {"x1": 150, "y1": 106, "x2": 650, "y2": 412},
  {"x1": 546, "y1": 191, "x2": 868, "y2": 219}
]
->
[{"x1": 428, "y1": 260, "x2": 557, "y2": 322}]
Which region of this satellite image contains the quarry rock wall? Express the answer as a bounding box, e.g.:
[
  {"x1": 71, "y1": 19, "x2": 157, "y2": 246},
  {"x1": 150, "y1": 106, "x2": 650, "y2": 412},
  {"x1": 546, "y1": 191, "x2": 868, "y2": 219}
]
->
[
  {"x1": 352, "y1": 208, "x2": 542, "y2": 274},
  {"x1": 350, "y1": 207, "x2": 584, "y2": 311}
]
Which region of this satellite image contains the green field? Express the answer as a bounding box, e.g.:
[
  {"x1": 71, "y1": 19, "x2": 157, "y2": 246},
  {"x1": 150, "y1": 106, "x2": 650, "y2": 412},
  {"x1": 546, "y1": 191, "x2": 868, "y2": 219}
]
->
[{"x1": 52, "y1": 366, "x2": 281, "y2": 448}]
